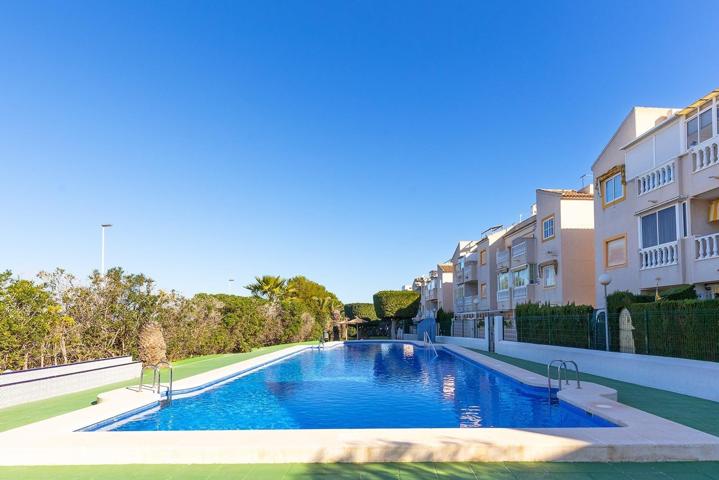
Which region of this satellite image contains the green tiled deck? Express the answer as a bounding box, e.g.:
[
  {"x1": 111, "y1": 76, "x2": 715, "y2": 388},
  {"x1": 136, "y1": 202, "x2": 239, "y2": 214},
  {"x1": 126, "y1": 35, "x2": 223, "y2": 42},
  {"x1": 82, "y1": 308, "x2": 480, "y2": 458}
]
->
[
  {"x1": 2, "y1": 462, "x2": 719, "y2": 479},
  {"x1": 1, "y1": 347, "x2": 718, "y2": 479}
]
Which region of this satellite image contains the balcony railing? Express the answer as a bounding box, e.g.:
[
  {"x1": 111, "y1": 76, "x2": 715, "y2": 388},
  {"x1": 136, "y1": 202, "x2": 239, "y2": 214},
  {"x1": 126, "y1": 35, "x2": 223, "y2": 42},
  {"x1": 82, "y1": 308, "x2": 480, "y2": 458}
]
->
[
  {"x1": 496, "y1": 289, "x2": 510, "y2": 302},
  {"x1": 427, "y1": 289, "x2": 438, "y2": 300},
  {"x1": 639, "y1": 241, "x2": 679, "y2": 270},
  {"x1": 695, "y1": 232, "x2": 719, "y2": 260},
  {"x1": 691, "y1": 139, "x2": 719, "y2": 173},
  {"x1": 637, "y1": 161, "x2": 675, "y2": 196},
  {"x1": 512, "y1": 242, "x2": 527, "y2": 258},
  {"x1": 496, "y1": 250, "x2": 510, "y2": 268}
]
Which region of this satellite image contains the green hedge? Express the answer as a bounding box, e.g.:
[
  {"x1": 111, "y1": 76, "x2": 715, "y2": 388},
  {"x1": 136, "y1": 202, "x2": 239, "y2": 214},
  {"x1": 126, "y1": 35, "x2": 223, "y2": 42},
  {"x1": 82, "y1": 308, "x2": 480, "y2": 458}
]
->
[
  {"x1": 343, "y1": 302, "x2": 378, "y2": 320},
  {"x1": 515, "y1": 303, "x2": 594, "y2": 348},
  {"x1": 436, "y1": 308, "x2": 453, "y2": 336},
  {"x1": 626, "y1": 299, "x2": 719, "y2": 361},
  {"x1": 372, "y1": 290, "x2": 420, "y2": 319}
]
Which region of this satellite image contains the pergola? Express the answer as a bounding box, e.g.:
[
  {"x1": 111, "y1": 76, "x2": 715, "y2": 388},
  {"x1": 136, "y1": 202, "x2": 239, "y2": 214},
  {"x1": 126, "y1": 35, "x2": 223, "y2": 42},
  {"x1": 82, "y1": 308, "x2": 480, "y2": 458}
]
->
[{"x1": 337, "y1": 317, "x2": 368, "y2": 340}]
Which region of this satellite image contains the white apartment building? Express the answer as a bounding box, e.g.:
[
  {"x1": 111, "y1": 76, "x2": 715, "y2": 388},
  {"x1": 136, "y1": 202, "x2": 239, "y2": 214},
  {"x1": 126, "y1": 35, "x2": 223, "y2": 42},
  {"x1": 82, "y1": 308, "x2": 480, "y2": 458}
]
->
[
  {"x1": 592, "y1": 88, "x2": 719, "y2": 303},
  {"x1": 413, "y1": 263, "x2": 454, "y2": 321}
]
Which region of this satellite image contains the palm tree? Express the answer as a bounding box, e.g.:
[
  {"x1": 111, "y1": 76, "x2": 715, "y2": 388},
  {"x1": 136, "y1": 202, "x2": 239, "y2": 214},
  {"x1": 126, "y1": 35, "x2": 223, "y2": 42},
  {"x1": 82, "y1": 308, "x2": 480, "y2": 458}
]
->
[{"x1": 245, "y1": 275, "x2": 289, "y2": 302}]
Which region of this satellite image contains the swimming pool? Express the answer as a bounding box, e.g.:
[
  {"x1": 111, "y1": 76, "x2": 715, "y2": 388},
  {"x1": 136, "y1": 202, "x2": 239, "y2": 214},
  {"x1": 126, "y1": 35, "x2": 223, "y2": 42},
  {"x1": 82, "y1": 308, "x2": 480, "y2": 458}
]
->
[{"x1": 94, "y1": 342, "x2": 615, "y2": 431}]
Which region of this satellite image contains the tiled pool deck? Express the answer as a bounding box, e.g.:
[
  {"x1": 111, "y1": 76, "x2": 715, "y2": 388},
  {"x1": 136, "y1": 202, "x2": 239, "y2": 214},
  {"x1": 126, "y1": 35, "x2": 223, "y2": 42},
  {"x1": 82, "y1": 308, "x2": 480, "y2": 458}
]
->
[{"x1": 1, "y1": 345, "x2": 718, "y2": 478}]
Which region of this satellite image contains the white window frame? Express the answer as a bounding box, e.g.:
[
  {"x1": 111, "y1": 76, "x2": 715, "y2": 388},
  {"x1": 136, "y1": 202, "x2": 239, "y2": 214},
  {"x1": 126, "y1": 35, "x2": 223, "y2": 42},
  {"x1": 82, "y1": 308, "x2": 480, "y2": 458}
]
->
[
  {"x1": 639, "y1": 205, "x2": 679, "y2": 249},
  {"x1": 603, "y1": 173, "x2": 624, "y2": 205},
  {"x1": 542, "y1": 216, "x2": 555, "y2": 241},
  {"x1": 542, "y1": 264, "x2": 556, "y2": 287}
]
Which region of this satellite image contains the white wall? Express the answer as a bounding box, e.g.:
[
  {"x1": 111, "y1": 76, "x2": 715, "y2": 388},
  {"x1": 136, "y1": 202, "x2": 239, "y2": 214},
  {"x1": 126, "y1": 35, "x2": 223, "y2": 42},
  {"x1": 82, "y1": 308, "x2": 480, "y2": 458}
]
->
[
  {"x1": 495, "y1": 340, "x2": 719, "y2": 402},
  {"x1": 436, "y1": 335, "x2": 488, "y2": 351},
  {"x1": 0, "y1": 356, "x2": 134, "y2": 386},
  {"x1": 0, "y1": 361, "x2": 142, "y2": 409}
]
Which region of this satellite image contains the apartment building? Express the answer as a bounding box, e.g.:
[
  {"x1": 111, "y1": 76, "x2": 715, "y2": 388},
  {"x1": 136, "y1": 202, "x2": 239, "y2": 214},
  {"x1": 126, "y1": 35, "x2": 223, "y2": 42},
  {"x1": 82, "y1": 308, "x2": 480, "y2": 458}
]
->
[
  {"x1": 592, "y1": 88, "x2": 719, "y2": 304},
  {"x1": 413, "y1": 263, "x2": 454, "y2": 320},
  {"x1": 496, "y1": 186, "x2": 596, "y2": 312},
  {"x1": 451, "y1": 227, "x2": 508, "y2": 324}
]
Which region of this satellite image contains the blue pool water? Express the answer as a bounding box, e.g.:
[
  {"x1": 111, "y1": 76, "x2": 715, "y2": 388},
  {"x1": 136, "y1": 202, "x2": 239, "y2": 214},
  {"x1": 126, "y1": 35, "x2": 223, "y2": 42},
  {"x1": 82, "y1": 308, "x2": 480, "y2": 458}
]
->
[{"x1": 103, "y1": 343, "x2": 615, "y2": 431}]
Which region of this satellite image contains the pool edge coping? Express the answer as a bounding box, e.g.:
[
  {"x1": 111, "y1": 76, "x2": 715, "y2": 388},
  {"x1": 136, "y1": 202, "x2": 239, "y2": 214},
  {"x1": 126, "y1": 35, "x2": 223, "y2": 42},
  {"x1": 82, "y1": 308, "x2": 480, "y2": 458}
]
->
[{"x1": 0, "y1": 340, "x2": 718, "y2": 464}]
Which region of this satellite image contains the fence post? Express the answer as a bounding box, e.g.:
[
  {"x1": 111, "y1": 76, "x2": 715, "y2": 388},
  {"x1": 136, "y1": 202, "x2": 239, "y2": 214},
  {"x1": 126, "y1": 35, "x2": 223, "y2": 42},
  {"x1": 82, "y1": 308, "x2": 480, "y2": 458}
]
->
[
  {"x1": 548, "y1": 315, "x2": 552, "y2": 345},
  {"x1": 644, "y1": 310, "x2": 649, "y2": 355}
]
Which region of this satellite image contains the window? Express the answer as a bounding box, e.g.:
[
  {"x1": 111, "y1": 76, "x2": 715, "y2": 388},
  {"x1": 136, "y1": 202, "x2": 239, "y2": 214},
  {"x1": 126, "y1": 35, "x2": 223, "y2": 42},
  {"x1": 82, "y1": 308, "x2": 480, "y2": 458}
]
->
[
  {"x1": 498, "y1": 272, "x2": 510, "y2": 291},
  {"x1": 641, "y1": 206, "x2": 677, "y2": 249},
  {"x1": 687, "y1": 116, "x2": 699, "y2": 148},
  {"x1": 480, "y1": 283, "x2": 487, "y2": 298},
  {"x1": 512, "y1": 266, "x2": 536, "y2": 287},
  {"x1": 542, "y1": 264, "x2": 556, "y2": 287},
  {"x1": 605, "y1": 235, "x2": 627, "y2": 268},
  {"x1": 479, "y1": 249, "x2": 487, "y2": 265},
  {"x1": 602, "y1": 173, "x2": 624, "y2": 206},
  {"x1": 542, "y1": 215, "x2": 555, "y2": 241},
  {"x1": 682, "y1": 202, "x2": 688, "y2": 237},
  {"x1": 700, "y1": 109, "x2": 713, "y2": 143}
]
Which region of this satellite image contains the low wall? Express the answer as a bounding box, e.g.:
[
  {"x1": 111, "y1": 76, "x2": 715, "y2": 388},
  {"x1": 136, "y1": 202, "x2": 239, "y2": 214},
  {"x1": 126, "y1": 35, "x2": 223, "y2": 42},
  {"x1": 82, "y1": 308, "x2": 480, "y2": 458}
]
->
[
  {"x1": 495, "y1": 340, "x2": 719, "y2": 402},
  {"x1": 436, "y1": 335, "x2": 488, "y2": 351},
  {"x1": 0, "y1": 356, "x2": 134, "y2": 386},
  {"x1": 0, "y1": 359, "x2": 142, "y2": 409}
]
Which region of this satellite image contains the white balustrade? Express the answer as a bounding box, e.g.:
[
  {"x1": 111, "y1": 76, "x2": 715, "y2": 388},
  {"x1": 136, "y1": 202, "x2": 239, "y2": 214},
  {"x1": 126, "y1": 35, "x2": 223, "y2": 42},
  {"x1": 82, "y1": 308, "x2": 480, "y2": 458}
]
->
[
  {"x1": 637, "y1": 161, "x2": 675, "y2": 196},
  {"x1": 691, "y1": 141, "x2": 719, "y2": 173},
  {"x1": 694, "y1": 233, "x2": 719, "y2": 260},
  {"x1": 639, "y1": 241, "x2": 679, "y2": 270},
  {"x1": 496, "y1": 289, "x2": 510, "y2": 302}
]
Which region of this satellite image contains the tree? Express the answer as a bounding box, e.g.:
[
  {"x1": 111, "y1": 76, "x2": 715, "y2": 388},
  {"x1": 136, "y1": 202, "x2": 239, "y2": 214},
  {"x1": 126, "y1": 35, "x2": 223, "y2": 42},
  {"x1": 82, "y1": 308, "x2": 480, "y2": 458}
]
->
[
  {"x1": 344, "y1": 303, "x2": 379, "y2": 321},
  {"x1": 372, "y1": 290, "x2": 420, "y2": 339},
  {"x1": 245, "y1": 275, "x2": 291, "y2": 302}
]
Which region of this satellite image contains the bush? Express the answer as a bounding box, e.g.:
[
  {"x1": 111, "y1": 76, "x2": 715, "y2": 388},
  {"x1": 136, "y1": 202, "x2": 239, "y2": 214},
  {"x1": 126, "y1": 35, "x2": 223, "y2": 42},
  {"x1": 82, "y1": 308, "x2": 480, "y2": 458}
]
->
[
  {"x1": 436, "y1": 308, "x2": 453, "y2": 336},
  {"x1": 515, "y1": 302, "x2": 594, "y2": 348},
  {"x1": 659, "y1": 284, "x2": 698, "y2": 301},
  {"x1": 138, "y1": 321, "x2": 167, "y2": 366},
  {"x1": 606, "y1": 290, "x2": 653, "y2": 315},
  {"x1": 372, "y1": 291, "x2": 420, "y2": 319},
  {"x1": 627, "y1": 299, "x2": 719, "y2": 361},
  {"x1": 344, "y1": 303, "x2": 379, "y2": 320}
]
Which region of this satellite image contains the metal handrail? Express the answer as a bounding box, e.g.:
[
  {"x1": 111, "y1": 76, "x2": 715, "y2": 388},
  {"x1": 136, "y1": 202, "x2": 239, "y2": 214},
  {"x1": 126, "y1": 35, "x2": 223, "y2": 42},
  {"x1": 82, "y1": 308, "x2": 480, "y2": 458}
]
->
[
  {"x1": 423, "y1": 331, "x2": 438, "y2": 359},
  {"x1": 547, "y1": 359, "x2": 581, "y2": 400},
  {"x1": 137, "y1": 361, "x2": 173, "y2": 401}
]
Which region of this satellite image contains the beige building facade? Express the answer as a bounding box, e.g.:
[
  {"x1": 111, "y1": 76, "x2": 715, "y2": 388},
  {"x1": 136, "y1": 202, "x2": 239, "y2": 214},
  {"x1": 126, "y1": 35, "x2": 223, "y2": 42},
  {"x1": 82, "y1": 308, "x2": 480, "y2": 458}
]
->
[{"x1": 592, "y1": 89, "x2": 719, "y2": 305}]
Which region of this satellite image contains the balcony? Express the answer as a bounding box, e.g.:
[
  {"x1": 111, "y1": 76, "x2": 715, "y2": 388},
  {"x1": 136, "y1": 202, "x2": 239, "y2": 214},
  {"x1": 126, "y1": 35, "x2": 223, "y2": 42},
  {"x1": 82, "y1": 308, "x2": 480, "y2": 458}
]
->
[
  {"x1": 496, "y1": 250, "x2": 510, "y2": 270},
  {"x1": 694, "y1": 232, "x2": 719, "y2": 260},
  {"x1": 639, "y1": 241, "x2": 679, "y2": 270},
  {"x1": 691, "y1": 139, "x2": 719, "y2": 173},
  {"x1": 496, "y1": 289, "x2": 510, "y2": 302},
  {"x1": 427, "y1": 289, "x2": 438, "y2": 301},
  {"x1": 463, "y1": 265, "x2": 478, "y2": 282},
  {"x1": 637, "y1": 161, "x2": 675, "y2": 196},
  {"x1": 510, "y1": 240, "x2": 535, "y2": 268}
]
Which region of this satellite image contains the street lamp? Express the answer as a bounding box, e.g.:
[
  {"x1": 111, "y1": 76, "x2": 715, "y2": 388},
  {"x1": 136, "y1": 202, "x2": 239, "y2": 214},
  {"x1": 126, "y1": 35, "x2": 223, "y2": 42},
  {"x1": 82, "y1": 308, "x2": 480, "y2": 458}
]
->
[
  {"x1": 598, "y1": 273, "x2": 612, "y2": 351},
  {"x1": 228, "y1": 278, "x2": 235, "y2": 292},
  {"x1": 100, "y1": 224, "x2": 113, "y2": 275}
]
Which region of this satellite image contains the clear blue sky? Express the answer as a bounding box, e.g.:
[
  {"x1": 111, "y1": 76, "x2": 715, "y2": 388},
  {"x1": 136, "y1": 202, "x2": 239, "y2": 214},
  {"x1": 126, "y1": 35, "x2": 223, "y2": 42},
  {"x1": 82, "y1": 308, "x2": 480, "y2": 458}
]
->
[{"x1": 2, "y1": 1, "x2": 718, "y2": 302}]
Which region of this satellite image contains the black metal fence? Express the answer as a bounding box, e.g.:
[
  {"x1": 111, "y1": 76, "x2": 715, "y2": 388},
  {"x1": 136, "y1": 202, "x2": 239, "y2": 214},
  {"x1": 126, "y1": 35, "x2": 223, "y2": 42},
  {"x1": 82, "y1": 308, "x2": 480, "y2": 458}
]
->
[
  {"x1": 510, "y1": 311, "x2": 719, "y2": 362},
  {"x1": 448, "y1": 317, "x2": 486, "y2": 339}
]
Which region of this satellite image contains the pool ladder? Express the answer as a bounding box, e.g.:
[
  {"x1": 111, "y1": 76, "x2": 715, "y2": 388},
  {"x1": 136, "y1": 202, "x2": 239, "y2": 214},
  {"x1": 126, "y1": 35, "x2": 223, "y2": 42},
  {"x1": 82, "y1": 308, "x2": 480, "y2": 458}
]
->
[
  {"x1": 423, "y1": 331, "x2": 439, "y2": 360},
  {"x1": 547, "y1": 360, "x2": 581, "y2": 401},
  {"x1": 138, "y1": 361, "x2": 173, "y2": 401}
]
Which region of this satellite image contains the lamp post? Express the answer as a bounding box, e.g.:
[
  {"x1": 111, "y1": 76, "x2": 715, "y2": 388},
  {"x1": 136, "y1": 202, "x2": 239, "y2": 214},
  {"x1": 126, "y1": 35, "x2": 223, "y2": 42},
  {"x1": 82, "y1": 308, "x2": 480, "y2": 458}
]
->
[
  {"x1": 228, "y1": 278, "x2": 235, "y2": 293},
  {"x1": 598, "y1": 273, "x2": 612, "y2": 351},
  {"x1": 100, "y1": 224, "x2": 112, "y2": 275}
]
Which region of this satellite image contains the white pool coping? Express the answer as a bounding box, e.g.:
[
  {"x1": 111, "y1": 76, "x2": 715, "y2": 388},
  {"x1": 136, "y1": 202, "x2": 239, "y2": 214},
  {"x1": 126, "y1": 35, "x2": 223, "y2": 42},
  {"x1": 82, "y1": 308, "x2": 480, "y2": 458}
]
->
[{"x1": 1, "y1": 341, "x2": 718, "y2": 464}]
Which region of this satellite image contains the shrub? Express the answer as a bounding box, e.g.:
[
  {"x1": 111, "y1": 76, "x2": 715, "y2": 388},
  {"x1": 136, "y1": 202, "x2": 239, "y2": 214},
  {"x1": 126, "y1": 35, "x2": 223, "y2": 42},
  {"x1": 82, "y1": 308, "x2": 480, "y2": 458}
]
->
[
  {"x1": 515, "y1": 302, "x2": 594, "y2": 349},
  {"x1": 659, "y1": 284, "x2": 698, "y2": 301},
  {"x1": 436, "y1": 308, "x2": 453, "y2": 336},
  {"x1": 372, "y1": 291, "x2": 420, "y2": 320},
  {"x1": 627, "y1": 299, "x2": 719, "y2": 361},
  {"x1": 606, "y1": 290, "x2": 652, "y2": 314},
  {"x1": 344, "y1": 303, "x2": 379, "y2": 320},
  {"x1": 138, "y1": 321, "x2": 167, "y2": 365}
]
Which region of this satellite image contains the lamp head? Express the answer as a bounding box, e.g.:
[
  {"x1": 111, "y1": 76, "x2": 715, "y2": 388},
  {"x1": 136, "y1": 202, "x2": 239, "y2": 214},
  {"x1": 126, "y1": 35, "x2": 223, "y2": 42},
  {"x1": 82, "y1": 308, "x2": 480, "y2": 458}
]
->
[{"x1": 598, "y1": 273, "x2": 612, "y2": 286}]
